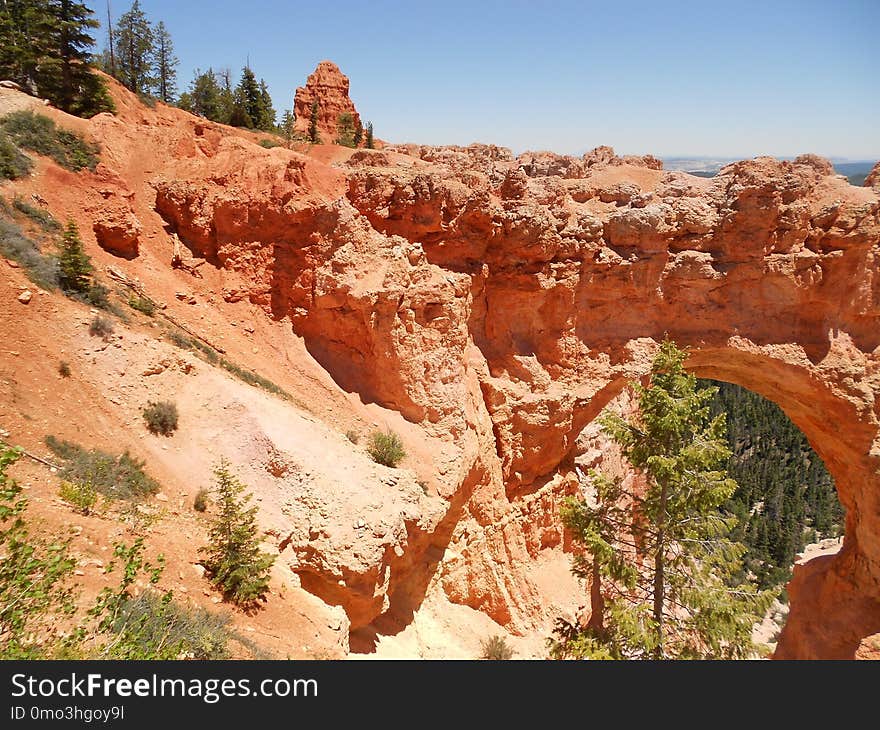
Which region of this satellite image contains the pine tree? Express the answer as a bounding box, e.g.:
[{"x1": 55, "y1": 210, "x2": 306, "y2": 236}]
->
[
  {"x1": 57, "y1": 220, "x2": 92, "y2": 294},
  {"x1": 114, "y1": 0, "x2": 154, "y2": 95},
  {"x1": 257, "y1": 79, "x2": 275, "y2": 131},
  {"x1": 200, "y1": 460, "x2": 274, "y2": 608},
  {"x1": 0, "y1": 0, "x2": 53, "y2": 94},
  {"x1": 550, "y1": 339, "x2": 774, "y2": 660},
  {"x1": 335, "y1": 112, "x2": 355, "y2": 147},
  {"x1": 353, "y1": 119, "x2": 363, "y2": 147},
  {"x1": 308, "y1": 100, "x2": 319, "y2": 143},
  {"x1": 365, "y1": 121, "x2": 374, "y2": 149},
  {"x1": 232, "y1": 66, "x2": 261, "y2": 129},
  {"x1": 152, "y1": 20, "x2": 177, "y2": 103},
  {"x1": 280, "y1": 109, "x2": 295, "y2": 144}
]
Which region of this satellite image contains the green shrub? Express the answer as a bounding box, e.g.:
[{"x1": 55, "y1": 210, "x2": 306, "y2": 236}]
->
[
  {"x1": 12, "y1": 196, "x2": 59, "y2": 231},
  {"x1": 200, "y1": 460, "x2": 275, "y2": 609},
  {"x1": 258, "y1": 138, "x2": 283, "y2": 149},
  {"x1": 45, "y1": 436, "x2": 160, "y2": 501},
  {"x1": 142, "y1": 401, "x2": 179, "y2": 436},
  {"x1": 0, "y1": 447, "x2": 78, "y2": 659},
  {"x1": 59, "y1": 480, "x2": 98, "y2": 515},
  {"x1": 367, "y1": 430, "x2": 406, "y2": 467},
  {"x1": 0, "y1": 131, "x2": 32, "y2": 181},
  {"x1": 58, "y1": 360, "x2": 71, "y2": 377},
  {"x1": 0, "y1": 217, "x2": 59, "y2": 290},
  {"x1": 481, "y1": 635, "x2": 514, "y2": 660},
  {"x1": 128, "y1": 295, "x2": 156, "y2": 316},
  {"x1": 193, "y1": 487, "x2": 209, "y2": 512},
  {"x1": 109, "y1": 591, "x2": 233, "y2": 660},
  {"x1": 1, "y1": 111, "x2": 100, "y2": 172},
  {"x1": 85, "y1": 283, "x2": 111, "y2": 309},
  {"x1": 58, "y1": 220, "x2": 92, "y2": 294},
  {"x1": 88, "y1": 315, "x2": 114, "y2": 338}
]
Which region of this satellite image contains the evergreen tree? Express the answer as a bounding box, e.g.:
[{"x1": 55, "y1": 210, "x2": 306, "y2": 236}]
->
[
  {"x1": 180, "y1": 68, "x2": 219, "y2": 120},
  {"x1": 200, "y1": 460, "x2": 274, "y2": 608},
  {"x1": 365, "y1": 121, "x2": 374, "y2": 149},
  {"x1": 308, "y1": 100, "x2": 319, "y2": 143},
  {"x1": 353, "y1": 119, "x2": 363, "y2": 147},
  {"x1": 232, "y1": 66, "x2": 261, "y2": 129},
  {"x1": 335, "y1": 112, "x2": 355, "y2": 147},
  {"x1": 114, "y1": 0, "x2": 154, "y2": 95},
  {"x1": 215, "y1": 67, "x2": 234, "y2": 124},
  {"x1": 257, "y1": 79, "x2": 275, "y2": 131},
  {"x1": 57, "y1": 220, "x2": 91, "y2": 294},
  {"x1": 152, "y1": 20, "x2": 177, "y2": 103},
  {"x1": 0, "y1": 0, "x2": 53, "y2": 93},
  {"x1": 550, "y1": 340, "x2": 774, "y2": 660},
  {"x1": 279, "y1": 109, "x2": 295, "y2": 144}
]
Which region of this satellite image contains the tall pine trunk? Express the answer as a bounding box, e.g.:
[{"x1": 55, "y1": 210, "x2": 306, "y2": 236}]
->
[
  {"x1": 652, "y1": 480, "x2": 668, "y2": 659},
  {"x1": 587, "y1": 555, "x2": 605, "y2": 634}
]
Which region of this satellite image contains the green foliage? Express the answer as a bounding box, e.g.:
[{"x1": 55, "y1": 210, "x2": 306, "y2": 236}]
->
[
  {"x1": 200, "y1": 460, "x2": 275, "y2": 609},
  {"x1": 0, "y1": 131, "x2": 32, "y2": 180},
  {"x1": 279, "y1": 109, "x2": 295, "y2": 143},
  {"x1": 0, "y1": 446, "x2": 78, "y2": 659},
  {"x1": 367, "y1": 429, "x2": 406, "y2": 467},
  {"x1": 45, "y1": 435, "x2": 160, "y2": 501},
  {"x1": 336, "y1": 112, "x2": 356, "y2": 147},
  {"x1": 113, "y1": 0, "x2": 154, "y2": 95},
  {"x1": 142, "y1": 400, "x2": 179, "y2": 436},
  {"x1": 703, "y1": 380, "x2": 844, "y2": 588},
  {"x1": 59, "y1": 479, "x2": 98, "y2": 515},
  {"x1": 12, "y1": 195, "x2": 59, "y2": 230},
  {"x1": 0, "y1": 0, "x2": 113, "y2": 118},
  {"x1": 0, "y1": 215, "x2": 59, "y2": 289},
  {"x1": 193, "y1": 487, "x2": 209, "y2": 512},
  {"x1": 308, "y1": 100, "x2": 319, "y2": 143},
  {"x1": 365, "y1": 121, "x2": 374, "y2": 149},
  {"x1": 127, "y1": 294, "x2": 156, "y2": 316},
  {"x1": 353, "y1": 120, "x2": 363, "y2": 147},
  {"x1": 88, "y1": 314, "x2": 114, "y2": 338},
  {"x1": 153, "y1": 20, "x2": 178, "y2": 103},
  {"x1": 58, "y1": 360, "x2": 71, "y2": 377},
  {"x1": 481, "y1": 635, "x2": 514, "y2": 660},
  {"x1": 107, "y1": 591, "x2": 233, "y2": 659},
  {"x1": 551, "y1": 339, "x2": 774, "y2": 660},
  {"x1": 57, "y1": 220, "x2": 91, "y2": 293},
  {"x1": 1, "y1": 111, "x2": 100, "y2": 171},
  {"x1": 259, "y1": 138, "x2": 283, "y2": 149}
]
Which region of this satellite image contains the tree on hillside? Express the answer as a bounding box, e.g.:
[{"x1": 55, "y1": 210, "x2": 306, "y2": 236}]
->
[
  {"x1": 335, "y1": 112, "x2": 355, "y2": 147},
  {"x1": 308, "y1": 100, "x2": 319, "y2": 143},
  {"x1": 353, "y1": 119, "x2": 363, "y2": 147},
  {"x1": 279, "y1": 109, "x2": 295, "y2": 144},
  {"x1": 113, "y1": 0, "x2": 154, "y2": 95},
  {"x1": 549, "y1": 339, "x2": 774, "y2": 660},
  {"x1": 200, "y1": 460, "x2": 274, "y2": 609},
  {"x1": 257, "y1": 79, "x2": 276, "y2": 131},
  {"x1": 57, "y1": 220, "x2": 92, "y2": 294},
  {"x1": 365, "y1": 121, "x2": 374, "y2": 149},
  {"x1": 152, "y1": 20, "x2": 177, "y2": 103},
  {"x1": 0, "y1": 0, "x2": 112, "y2": 117}
]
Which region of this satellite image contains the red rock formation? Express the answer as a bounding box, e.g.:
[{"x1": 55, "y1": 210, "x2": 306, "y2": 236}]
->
[
  {"x1": 866, "y1": 161, "x2": 880, "y2": 190},
  {"x1": 293, "y1": 61, "x2": 362, "y2": 144}
]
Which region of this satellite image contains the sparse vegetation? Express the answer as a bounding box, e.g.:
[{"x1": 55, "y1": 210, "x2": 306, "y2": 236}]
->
[
  {"x1": 58, "y1": 360, "x2": 71, "y2": 377},
  {"x1": 0, "y1": 131, "x2": 32, "y2": 181},
  {"x1": 0, "y1": 216, "x2": 59, "y2": 290},
  {"x1": 336, "y1": 112, "x2": 356, "y2": 147},
  {"x1": 165, "y1": 329, "x2": 193, "y2": 350},
  {"x1": 58, "y1": 480, "x2": 98, "y2": 515},
  {"x1": 258, "y1": 138, "x2": 283, "y2": 149},
  {"x1": 0, "y1": 446, "x2": 77, "y2": 659},
  {"x1": 193, "y1": 487, "x2": 209, "y2": 512},
  {"x1": 89, "y1": 315, "x2": 114, "y2": 339},
  {"x1": 1, "y1": 111, "x2": 100, "y2": 172},
  {"x1": 200, "y1": 459, "x2": 275, "y2": 609},
  {"x1": 45, "y1": 436, "x2": 160, "y2": 501},
  {"x1": 345, "y1": 429, "x2": 360, "y2": 444},
  {"x1": 12, "y1": 196, "x2": 60, "y2": 231},
  {"x1": 142, "y1": 400, "x2": 179, "y2": 436},
  {"x1": 481, "y1": 635, "x2": 514, "y2": 660},
  {"x1": 367, "y1": 429, "x2": 406, "y2": 468},
  {"x1": 127, "y1": 294, "x2": 156, "y2": 316}
]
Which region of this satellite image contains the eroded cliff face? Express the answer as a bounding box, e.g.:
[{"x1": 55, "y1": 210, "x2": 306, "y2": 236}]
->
[
  {"x1": 10, "y1": 74, "x2": 880, "y2": 657},
  {"x1": 292, "y1": 61, "x2": 362, "y2": 144}
]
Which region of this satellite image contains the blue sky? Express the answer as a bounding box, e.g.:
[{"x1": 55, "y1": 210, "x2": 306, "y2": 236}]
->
[{"x1": 92, "y1": 0, "x2": 879, "y2": 159}]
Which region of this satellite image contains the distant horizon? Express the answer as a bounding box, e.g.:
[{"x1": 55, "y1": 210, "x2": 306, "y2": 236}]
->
[{"x1": 87, "y1": 0, "x2": 879, "y2": 160}]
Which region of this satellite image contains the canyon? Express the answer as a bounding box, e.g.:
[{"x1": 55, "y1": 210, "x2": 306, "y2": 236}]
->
[{"x1": 2, "y1": 62, "x2": 880, "y2": 659}]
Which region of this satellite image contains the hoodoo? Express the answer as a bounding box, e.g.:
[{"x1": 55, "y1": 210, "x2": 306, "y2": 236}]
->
[{"x1": 293, "y1": 60, "x2": 362, "y2": 143}]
